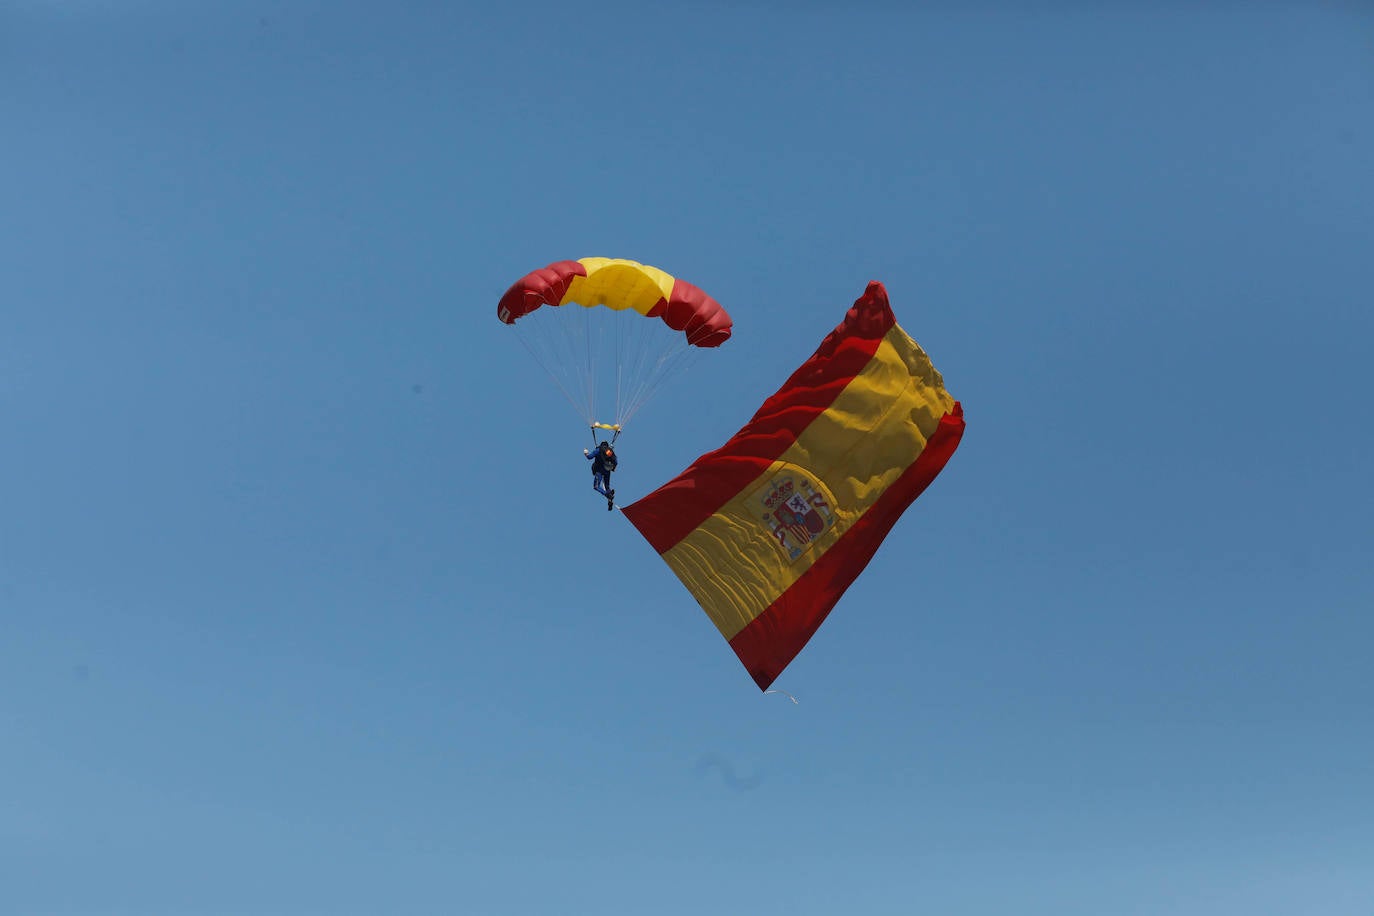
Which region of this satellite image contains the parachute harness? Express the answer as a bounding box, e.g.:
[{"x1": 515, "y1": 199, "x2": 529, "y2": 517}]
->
[{"x1": 589, "y1": 422, "x2": 622, "y2": 447}]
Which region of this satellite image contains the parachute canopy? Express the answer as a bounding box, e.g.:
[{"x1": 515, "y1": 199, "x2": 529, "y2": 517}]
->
[
  {"x1": 622, "y1": 282, "x2": 964, "y2": 690},
  {"x1": 498, "y1": 257, "x2": 732, "y2": 347},
  {"x1": 497, "y1": 258, "x2": 732, "y2": 433}
]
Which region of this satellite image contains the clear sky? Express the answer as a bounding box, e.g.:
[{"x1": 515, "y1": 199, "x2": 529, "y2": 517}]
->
[{"x1": 3, "y1": 2, "x2": 1372, "y2": 914}]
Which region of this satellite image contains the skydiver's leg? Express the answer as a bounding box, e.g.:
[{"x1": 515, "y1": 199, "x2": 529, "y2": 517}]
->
[{"x1": 593, "y1": 472, "x2": 610, "y2": 498}]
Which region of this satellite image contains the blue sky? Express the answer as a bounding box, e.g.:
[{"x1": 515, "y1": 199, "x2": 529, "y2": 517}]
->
[{"x1": 3, "y1": 2, "x2": 1372, "y2": 914}]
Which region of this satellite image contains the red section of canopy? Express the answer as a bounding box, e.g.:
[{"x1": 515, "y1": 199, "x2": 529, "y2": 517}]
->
[
  {"x1": 665, "y1": 279, "x2": 733, "y2": 347},
  {"x1": 727, "y1": 403, "x2": 965, "y2": 690},
  {"x1": 495, "y1": 260, "x2": 586, "y2": 324},
  {"x1": 622, "y1": 282, "x2": 897, "y2": 553}
]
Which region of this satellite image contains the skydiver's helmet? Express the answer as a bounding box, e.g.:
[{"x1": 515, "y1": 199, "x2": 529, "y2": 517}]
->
[{"x1": 599, "y1": 441, "x2": 611, "y2": 452}]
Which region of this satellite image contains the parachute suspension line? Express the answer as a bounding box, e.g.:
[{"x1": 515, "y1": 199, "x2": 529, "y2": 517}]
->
[
  {"x1": 616, "y1": 308, "x2": 650, "y2": 427},
  {"x1": 614, "y1": 303, "x2": 627, "y2": 429},
  {"x1": 604, "y1": 308, "x2": 674, "y2": 430},
  {"x1": 600, "y1": 304, "x2": 667, "y2": 432},
  {"x1": 617, "y1": 307, "x2": 657, "y2": 428},
  {"x1": 567, "y1": 305, "x2": 594, "y2": 425},
  {"x1": 505, "y1": 298, "x2": 717, "y2": 436},
  {"x1": 619, "y1": 339, "x2": 700, "y2": 429},
  {"x1": 509, "y1": 302, "x2": 614, "y2": 430},
  {"x1": 620, "y1": 343, "x2": 668, "y2": 427},
  {"x1": 510, "y1": 321, "x2": 587, "y2": 425},
  {"x1": 581, "y1": 303, "x2": 596, "y2": 428},
  {"x1": 558, "y1": 302, "x2": 596, "y2": 427}
]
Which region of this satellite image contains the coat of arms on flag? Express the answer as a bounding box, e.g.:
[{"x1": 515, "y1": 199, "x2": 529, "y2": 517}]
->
[{"x1": 753, "y1": 470, "x2": 836, "y2": 561}]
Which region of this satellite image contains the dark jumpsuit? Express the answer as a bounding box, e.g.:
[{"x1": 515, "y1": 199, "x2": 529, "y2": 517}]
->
[{"x1": 587, "y1": 445, "x2": 616, "y2": 498}]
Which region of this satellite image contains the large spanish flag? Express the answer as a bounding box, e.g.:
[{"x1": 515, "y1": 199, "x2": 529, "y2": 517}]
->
[{"x1": 623, "y1": 282, "x2": 965, "y2": 690}]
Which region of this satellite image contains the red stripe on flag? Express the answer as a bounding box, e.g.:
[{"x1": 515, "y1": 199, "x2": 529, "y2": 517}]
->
[
  {"x1": 623, "y1": 284, "x2": 897, "y2": 554},
  {"x1": 727, "y1": 404, "x2": 965, "y2": 690}
]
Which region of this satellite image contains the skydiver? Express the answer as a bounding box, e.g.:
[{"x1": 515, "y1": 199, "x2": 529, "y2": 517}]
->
[{"x1": 584, "y1": 440, "x2": 618, "y2": 510}]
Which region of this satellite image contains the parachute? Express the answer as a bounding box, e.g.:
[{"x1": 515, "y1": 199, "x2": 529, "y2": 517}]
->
[{"x1": 498, "y1": 258, "x2": 732, "y2": 438}]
